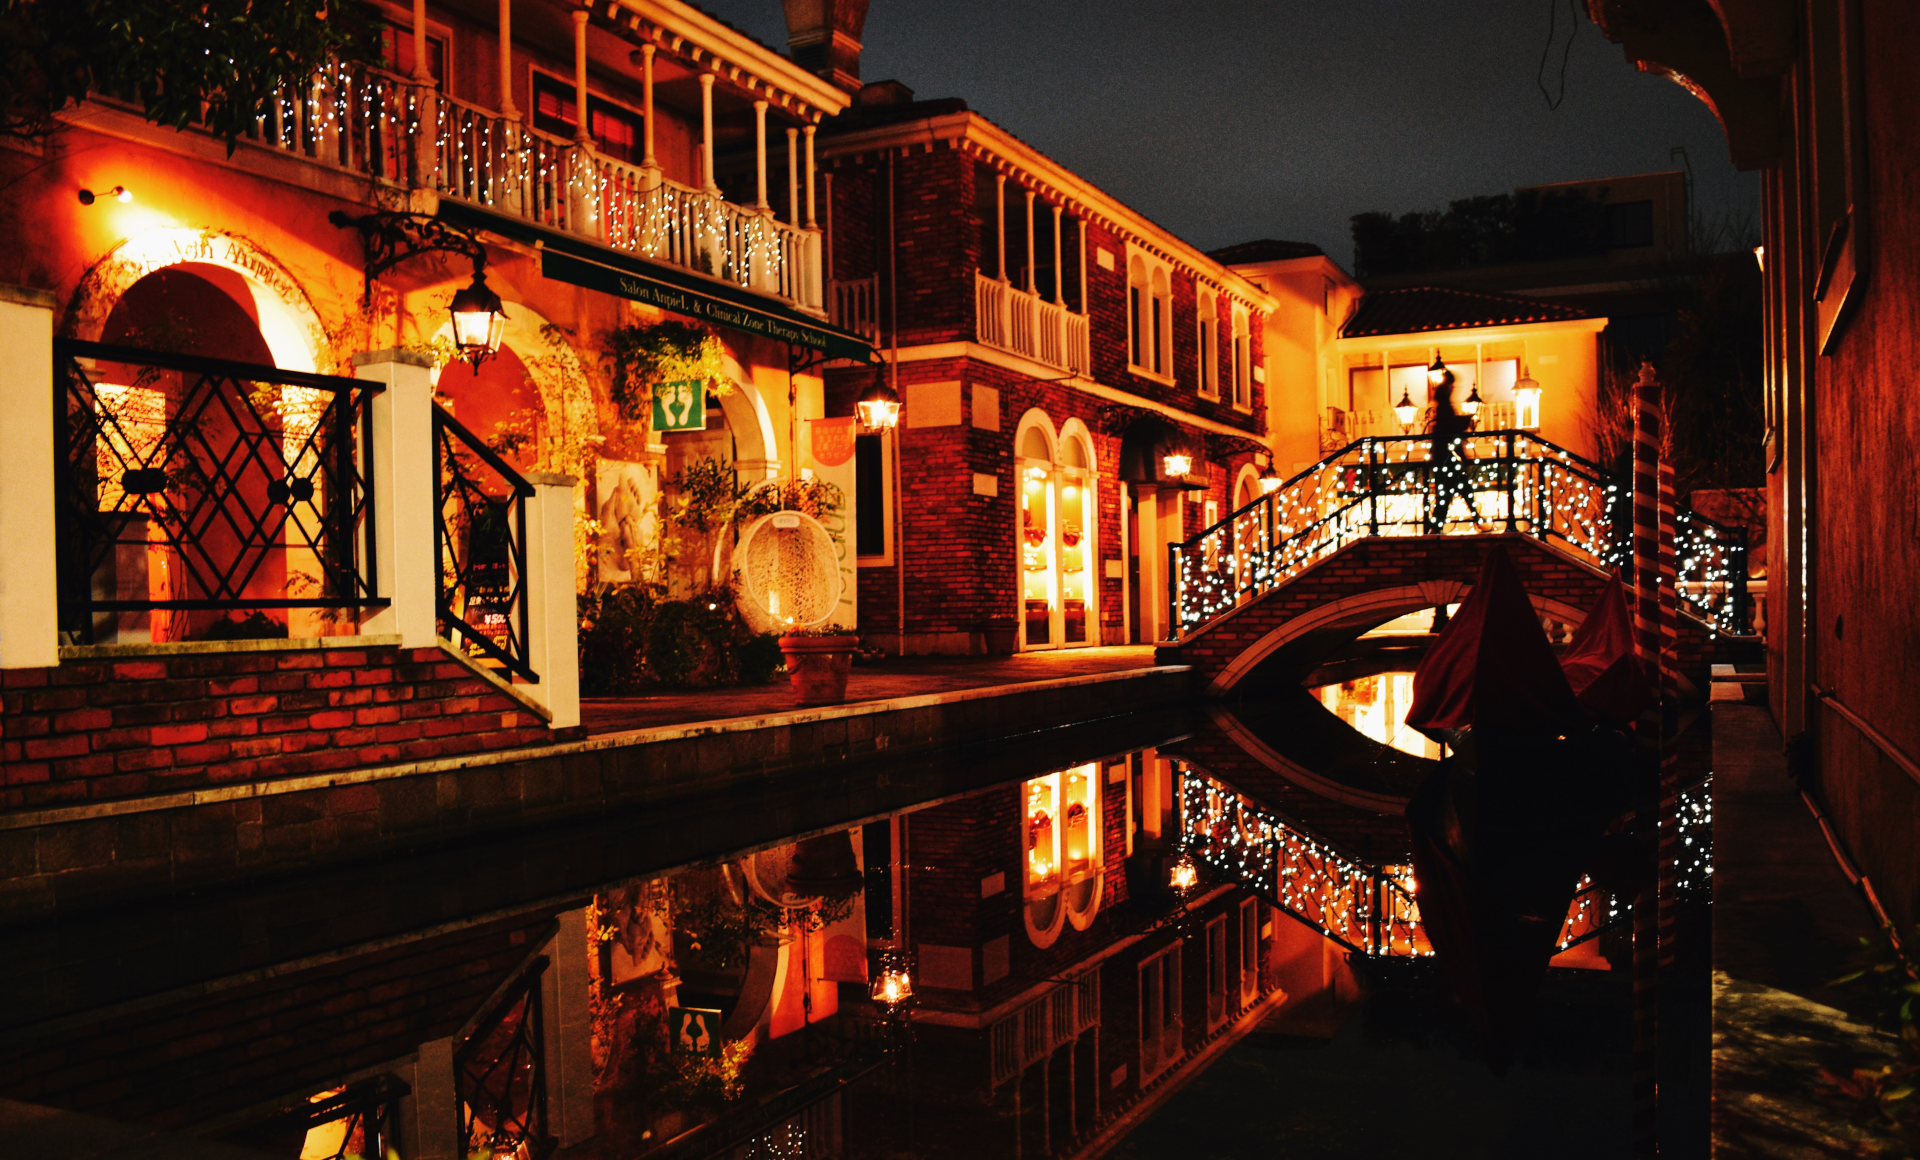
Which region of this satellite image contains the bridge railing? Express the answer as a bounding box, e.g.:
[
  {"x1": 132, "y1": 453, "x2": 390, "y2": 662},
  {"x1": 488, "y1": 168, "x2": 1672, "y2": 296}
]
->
[
  {"x1": 1675, "y1": 508, "x2": 1750, "y2": 637},
  {"x1": 1174, "y1": 431, "x2": 1624, "y2": 636},
  {"x1": 1180, "y1": 768, "x2": 1626, "y2": 960}
]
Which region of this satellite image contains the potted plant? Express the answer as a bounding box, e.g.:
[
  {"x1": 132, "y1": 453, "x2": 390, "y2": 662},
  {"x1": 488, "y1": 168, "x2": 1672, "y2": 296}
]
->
[
  {"x1": 777, "y1": 626, "x2": 861, "y2": 706},
  {"x1": 976, "y1": 615, "x2": 1018, "y2": 656}
]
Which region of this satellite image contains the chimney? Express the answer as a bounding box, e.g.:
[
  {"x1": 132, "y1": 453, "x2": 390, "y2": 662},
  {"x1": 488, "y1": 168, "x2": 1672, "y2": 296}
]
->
[{"x1": 782, "y1": 0, "x2": 870, "y2": 93}]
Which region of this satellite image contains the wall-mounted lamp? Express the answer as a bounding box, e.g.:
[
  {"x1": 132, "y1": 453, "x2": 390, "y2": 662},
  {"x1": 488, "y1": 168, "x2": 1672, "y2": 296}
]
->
[
  {"x1": 1259, "y1": 464, "x2": 1283, "y2": 495},
  {"x1": 1425, "y1": 353, "x2": 1448, "y2": 387},
  {"x1": 1393, "y1": 385, "x2": 1418, "y2": 430},
  {"x1": 857, "y1": 373, "x2": 901, "y2": 431},
  {"x1": 1514, "y1": 365, "x2": 1542, "y2": 430},
  {"x1": 447, "y1": 271, "x2": 508, "y2": 369},
  {"x1": 1461, "y1": 382, "x2": 1482, "y2": 418},
  {"x1": 78, "y1": 186, "x2": 132, "y2": 206},
  {"x1": 1168, "y1": 852, "x2": 1199, "y2": 895},
  {"x1": 329, "y1": 209, "x2": 506, "y2": 369}
]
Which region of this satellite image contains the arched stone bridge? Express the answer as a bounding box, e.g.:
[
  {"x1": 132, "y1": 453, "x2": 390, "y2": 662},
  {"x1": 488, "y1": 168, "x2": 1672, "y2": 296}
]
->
[{"x1": 1157, "y1": 533, "x2": 1715, "y2": 699}]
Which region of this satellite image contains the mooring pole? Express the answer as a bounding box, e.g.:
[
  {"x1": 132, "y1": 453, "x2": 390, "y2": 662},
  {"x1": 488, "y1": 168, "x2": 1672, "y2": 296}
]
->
[{"x1": 1630, "y1": 361, "x2": 1664, "y2": 1155}]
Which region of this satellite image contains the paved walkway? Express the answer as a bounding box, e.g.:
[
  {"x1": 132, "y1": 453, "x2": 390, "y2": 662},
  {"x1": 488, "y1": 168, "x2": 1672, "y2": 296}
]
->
[
  {"x1": 1711, "y1": 701, "x2": 1892, "y2": 1158},
  {"x1": 580, "y1": 645, "x2": 1160, "y2": 734}
]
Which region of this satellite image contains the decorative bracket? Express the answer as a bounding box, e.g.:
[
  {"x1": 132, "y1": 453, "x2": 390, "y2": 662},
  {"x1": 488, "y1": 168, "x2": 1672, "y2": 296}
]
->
[{"x1": 328, "y1": 210, "x2": 490, "y2": 306}]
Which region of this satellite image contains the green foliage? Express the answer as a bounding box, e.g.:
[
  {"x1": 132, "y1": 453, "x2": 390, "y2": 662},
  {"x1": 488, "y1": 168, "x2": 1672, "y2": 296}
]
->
[
  {"x1": 576, "y1": 581, "x2": 781, "y2": 694},
  {"x1": 735, "y1": 477, "x2": 844, "y2": 524},
  {"x1": 656, "y1": 1039, "x2": 752, "y2": 1110},
  {"x1": 1819, "y1": 927, "x2": 1920, "y2": 1154},
  {"x1": 604, "y1": 320, "x2": 729, "y2": 424},
  {"x1": 1350, "y1": 188, "x2": 1613, "y2": 278},
  {"x1": 667, "y1": 455, "x2": 748, "y2": 536},
  {"x1": 0, "y1": 0, "x2": 383, "y2": 149}
]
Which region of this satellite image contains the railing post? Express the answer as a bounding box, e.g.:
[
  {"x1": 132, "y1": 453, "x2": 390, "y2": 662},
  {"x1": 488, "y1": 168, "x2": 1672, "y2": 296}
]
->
[
  {"x1": 1167, "y1": 541, "x2": 1180, "y2": 643},
  {"x1": 1733, "y1": 526, "x2": 1751, "y2": 634},
  {"x1": 1366, "y1": 440, "x2": 1379, "y2": 537},
  {"x1": 568, "y1": 146, "x2": 597, "y2": 239},
  {"x1": 539, "y1": 908, "x2": 596, "y2": 1146},
  {"x1": 354, "y1": 349, "x2": 439, "y2": 648},
  {"x1": 0, "y1": 285, "x2": 59, "y2": 669},
  {"x1": 1504, "y1": 430, "x2": 1518, "y2": 533},
  {"x1": 522, "y1": 471, "x2": 581, "y2": 729}
]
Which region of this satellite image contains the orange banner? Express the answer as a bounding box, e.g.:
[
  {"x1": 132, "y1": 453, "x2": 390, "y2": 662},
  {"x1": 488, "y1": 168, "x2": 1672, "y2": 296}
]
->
[{"x1": 809, "y1": 416, "x2": 858, "y2": 468}]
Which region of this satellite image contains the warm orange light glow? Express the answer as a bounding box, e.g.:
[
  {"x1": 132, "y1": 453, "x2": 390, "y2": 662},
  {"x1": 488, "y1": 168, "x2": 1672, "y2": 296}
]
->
[
  {"x1": 1162, "y1": 452, "x2": 1192, "y2": 478},
  {"x1": 871, "y1": 967, "x2": 913, "y2": 1006},
  {"x1": 1169, "y1": 854, "x2": 1198, "y2": 893}
]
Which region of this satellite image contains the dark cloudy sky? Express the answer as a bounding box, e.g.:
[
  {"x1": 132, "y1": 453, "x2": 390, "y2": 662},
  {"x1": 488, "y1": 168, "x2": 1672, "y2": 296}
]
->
[{"x1": 700, "y1": 0, "x2": 1759, "y2": 268}]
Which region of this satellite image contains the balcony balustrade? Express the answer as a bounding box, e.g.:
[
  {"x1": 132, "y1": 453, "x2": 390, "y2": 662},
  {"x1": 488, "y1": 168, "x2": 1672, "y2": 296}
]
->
[
  {"x1": 829, "y1": 276, "x2": 880, "y2": 343},
  {"x1": 231, "y1": 61, "x2": 824, "y2": 316},
  {"x1": 975, "y1": 273, "x2": 1091, "y2": 376},
  {"x1": 1322, "y1": 401, "x2": 1525, "y2": 449}
]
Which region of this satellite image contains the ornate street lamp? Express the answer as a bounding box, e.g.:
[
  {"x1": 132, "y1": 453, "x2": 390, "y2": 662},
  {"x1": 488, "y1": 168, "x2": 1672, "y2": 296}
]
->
[
  {"x1": 1161, "y1": 449, "x2": 1193, "y2": 479},
  {"x1": 1168, "y1": 852, "x2": 1199, "y2": 896},
  {"x1": 1514, "y1": 364, "x2": 1542, "y2": 429},
  {"x1": 1461, "y1": 380, "x2": 1482, "y2": 418},
  {"x1": 1426, "y1": 353, "x2": 1448, "y2": 387},
  {"x1": 448, "y1": 270, "x2": 508, "y2": 369},
  {"x1": 1393, "y1": 384, "x2": 1418, "y2": 430},
  {"x1": 1259, "y1": 463, "x2": 1283, "y2": 495},
  {"x1": 858, "y1": 373, "x2": 902, "y2": 432},
  {"x1": 871, "y1": 962, "x2": 914, "y2": 1007}
]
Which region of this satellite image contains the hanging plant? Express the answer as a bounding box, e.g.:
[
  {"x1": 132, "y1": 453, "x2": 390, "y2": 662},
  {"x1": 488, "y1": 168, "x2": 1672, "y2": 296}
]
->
[{"x1": 604, "y1": 319, "x2": 731, "y2": 423}]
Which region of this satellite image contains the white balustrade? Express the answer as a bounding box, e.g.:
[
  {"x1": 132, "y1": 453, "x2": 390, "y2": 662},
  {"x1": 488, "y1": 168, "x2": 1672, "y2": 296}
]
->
[
  {"x1": 973, "y1": 273, "x2": 1091, "y2": 375},
  {"x1": 831, "y1": 276, "x2": 880, "y2": 342}
]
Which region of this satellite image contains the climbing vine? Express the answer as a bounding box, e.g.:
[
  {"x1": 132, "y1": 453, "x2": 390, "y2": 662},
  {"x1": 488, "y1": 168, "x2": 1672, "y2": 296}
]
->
[{"x1": 605, "y1": 319, "x2": 730, "y2": 423}]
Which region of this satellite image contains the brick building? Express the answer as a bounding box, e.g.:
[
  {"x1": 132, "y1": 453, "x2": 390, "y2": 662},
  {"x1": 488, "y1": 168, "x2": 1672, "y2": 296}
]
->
[{"x1": 803, "y1": 74, "x2": 1277, "y2": 652}]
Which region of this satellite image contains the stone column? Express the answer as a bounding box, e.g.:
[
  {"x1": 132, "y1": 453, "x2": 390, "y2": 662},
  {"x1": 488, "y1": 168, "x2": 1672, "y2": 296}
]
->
[
  {"x1": 1024, "y1": 190, "x2": 1037, "y2": 295},
  {"x1": 995, "y1": 174, "x2": 1007, "y2": 282},
  {"x1": 1051, "y1": 204, "x2": 1065, "y2": 306},
  {"x1": 754, "y1": 100, "x2": 770, "y2": 210},
  {"x1": 540, "y1": 908, "x2": 597, "y2": 1148},
  {"x1": 354, "y1": 350, "x2": 439, "y2": 649},
  {"x1": 397, "y1": 1037, "x2": 459, "y2": 1160},
  {"x1": 699, "y1": 73, "x2": 718, "y2": 193},
  {"x1": 0, "y1": 286, "x2": 58, "y2": 669},
  {"x1": 803, "y1": 124, "x2": 817, "y2": 228},
  {"x1": 523, "y1": 471, "x2": 581, "y2": 729},
  {"x1": 787, "y1": 127, "x2": 800, "y2": 228},
  {"x1": 496, "y1": 0, "x2": 517, "y2": 118},
  {"x1": 639, "y1": 44, "x2": 658, "y2": 180},
  {"x1": 571, "y1": 9, "x2": 592, "y2": 146}
]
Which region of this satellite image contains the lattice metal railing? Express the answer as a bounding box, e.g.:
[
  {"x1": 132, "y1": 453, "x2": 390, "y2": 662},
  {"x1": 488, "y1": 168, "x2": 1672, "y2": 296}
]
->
[
  {"x1": 1173, "y1": 431, "x2": 1624, "y2": 636},
  {"x1": 1675, "y1": 509, "x2": 1751, "y2": 637},
  {"x1": 457, "y1": 958, "x2": 552, "y2": 1160},
  {"x1": 434, "y1": 405, "x2": 536, "y2": 682},
  {"x1": 295, "y1": 1075, "x2": 410, "y2": 1160},
  {"x1": 53, "y1": 339, "x2": 385, "y2": 644},
  {"x1": 1179, "y1": 768, "x2": 1625, "y2": 959}
]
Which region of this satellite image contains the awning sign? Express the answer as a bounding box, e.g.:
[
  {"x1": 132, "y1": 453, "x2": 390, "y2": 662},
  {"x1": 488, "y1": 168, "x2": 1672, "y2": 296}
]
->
[{"x1": 651, "y1": 380, "x2": 706, "y2": 433}]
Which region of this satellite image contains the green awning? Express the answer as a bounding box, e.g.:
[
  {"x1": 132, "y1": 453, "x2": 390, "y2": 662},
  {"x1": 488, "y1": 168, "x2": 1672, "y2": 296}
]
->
[{"x1": 437, "y1": 200, "x2": 875, "y2": 364}]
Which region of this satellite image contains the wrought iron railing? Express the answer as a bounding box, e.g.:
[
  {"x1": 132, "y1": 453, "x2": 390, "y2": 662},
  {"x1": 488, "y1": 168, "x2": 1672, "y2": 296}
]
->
[
  {"x1": 434, "y1": 405, "x2": 536, "y2": 683},
  {"x1": 1179, "y1": 768, "x2": 1624, "y2": 959},
  {"x1": 1172, "y1": 430, "x2": 1624, "y2": 637},
  {"x1": 52, "y1": 339, "x2": 385, "y2": 644},
  {"x1": 295, "y1": 1075, "x2": 410, "y2": 1160},
  {"x1": 456, "y1": 957, "x2": 552, "y2": 1160},
  {"x1": 1675, "y1": 509, "x2": 1750, "y2": 637}
]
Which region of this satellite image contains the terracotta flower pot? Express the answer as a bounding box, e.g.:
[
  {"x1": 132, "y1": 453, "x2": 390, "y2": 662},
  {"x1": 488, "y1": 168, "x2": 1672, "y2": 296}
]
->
[{"x1": 778, "y1": 634, "x2": 858, "y2": 706}]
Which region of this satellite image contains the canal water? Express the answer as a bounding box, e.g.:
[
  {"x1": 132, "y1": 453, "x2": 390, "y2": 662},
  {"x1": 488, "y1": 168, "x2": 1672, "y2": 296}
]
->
[{"x1": 0, "y1": 667, "x2": 1710, "y2": 1159}]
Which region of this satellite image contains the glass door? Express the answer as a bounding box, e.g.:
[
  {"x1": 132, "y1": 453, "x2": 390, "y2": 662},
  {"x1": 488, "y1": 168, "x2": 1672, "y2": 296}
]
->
[
  {"x1": 1057, "y1": 471, "x2": 1092, "y2": 644},
  {"x1": 1020, "y1": 463, "x2": 1058, "y2": 648}
]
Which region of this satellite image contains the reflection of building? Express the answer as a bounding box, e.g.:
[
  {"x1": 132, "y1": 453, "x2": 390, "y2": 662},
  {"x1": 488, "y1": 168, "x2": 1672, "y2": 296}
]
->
[{"x1": 814, "y1": 76, "x2": 1277, "y2": 651}]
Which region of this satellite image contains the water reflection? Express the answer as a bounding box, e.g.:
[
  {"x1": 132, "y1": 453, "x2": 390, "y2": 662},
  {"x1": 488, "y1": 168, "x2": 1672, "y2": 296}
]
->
[{"x1": 1312, "y1": 672, "x2": 1439, "y2": 759}]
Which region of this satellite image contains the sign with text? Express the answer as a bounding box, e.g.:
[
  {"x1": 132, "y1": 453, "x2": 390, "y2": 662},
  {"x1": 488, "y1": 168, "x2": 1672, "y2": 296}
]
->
[
  {"x1": 668, "y1": 1006, "x2": 723, "y2": 1057},
  {"x1": 651, "y1": 380, "x2": 705, "y2": 433}
]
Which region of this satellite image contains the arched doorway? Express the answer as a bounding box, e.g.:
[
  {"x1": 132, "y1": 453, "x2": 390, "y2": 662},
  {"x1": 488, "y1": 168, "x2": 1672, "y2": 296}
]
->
[{"x1": 1015, "y1": 409, "x2": 1098, "y2": 651}]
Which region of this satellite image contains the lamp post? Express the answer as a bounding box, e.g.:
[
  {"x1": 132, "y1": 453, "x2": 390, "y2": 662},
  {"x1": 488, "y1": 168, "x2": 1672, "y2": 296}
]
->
[
  {"x1": 1514, "y1": 365, "x2": 1541, "y2": 430},
  {"x1": 858, "y1": 370, "x2": 904, "y2": 655},
  {"x1": 1393, "y1": 385, "x2": 1418, "y2": 432},
  {"x1": 1258, "y1": 463, "x2": 1283, "y2": 495}
]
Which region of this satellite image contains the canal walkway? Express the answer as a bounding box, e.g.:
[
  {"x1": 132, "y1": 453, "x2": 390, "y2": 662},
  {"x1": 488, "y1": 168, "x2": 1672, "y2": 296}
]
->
[{"x1": 580, "y1": 645, "x2": 1159, "y2": 734}]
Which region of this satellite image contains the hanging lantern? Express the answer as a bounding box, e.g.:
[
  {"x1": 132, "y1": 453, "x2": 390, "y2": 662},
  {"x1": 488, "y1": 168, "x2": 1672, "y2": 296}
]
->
[
  {"x1": 871, "y1": 963, "x2": 914, "y2": 1007},
  {"x1": 1514, "y1": 365, "x2": 1542, "y2": 429},
  {"x1": 1168, "y1": 852, "x2": 1199, "y2": 895},
  {"x1": 1393, "y1": 385, "x2": 1418, "y2": 429},
  {"x1": 1162, "y1": 443, "x2": 1193, "y2": 479},
  {"x1": 448, "y1": 270, "x2": 508, "y2": 368},
  {"x1": 857, "y1": 374, "x2": 901, "y2": 431},
  {"x1": 1259, "y1": 464, "x2": 1283, "y2": 495},
  {"x1": 1461, "y1": 382, "x2": 1482, "y2": 418},
  {"x1": 1425, "y1": 352, "x2": 1447, "y2": 387}
]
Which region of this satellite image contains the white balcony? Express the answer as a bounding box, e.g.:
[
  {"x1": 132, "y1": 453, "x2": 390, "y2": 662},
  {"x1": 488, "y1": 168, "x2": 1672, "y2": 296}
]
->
[
  {"x1": 239, "y1": 63, "x2": 824, "y2": 317},
  {"x1": 1320, "y1": 400, "x2": 1527, "y2": 449},
  {"x1": 975, "y1": 273, "x2": 1091, "y2": 376},
  {"x1": 830, "y1": 276, "x2": 880, "y2": 343}
]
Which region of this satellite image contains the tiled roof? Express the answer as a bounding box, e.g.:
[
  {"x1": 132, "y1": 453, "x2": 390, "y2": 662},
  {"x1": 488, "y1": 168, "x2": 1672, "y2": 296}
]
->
[
  {"x1": 1208, "y1": 239, "x2": 1324, "y2": 264},
  {"x1": 1341, "y1": 285, "x2": 1592, "y2": 338}
]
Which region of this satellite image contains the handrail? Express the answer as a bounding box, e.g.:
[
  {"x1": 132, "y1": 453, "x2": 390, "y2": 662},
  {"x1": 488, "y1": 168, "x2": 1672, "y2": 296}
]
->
[
  {"x1": 59, "y1": 338, "x2": 378, "y2": 394},
  {"x1": 434, "y1": 404, "x2": 538, "y2": 683},
  {"x1": 1174, "y1": 429, "x2": 1625, "y2": 636}
]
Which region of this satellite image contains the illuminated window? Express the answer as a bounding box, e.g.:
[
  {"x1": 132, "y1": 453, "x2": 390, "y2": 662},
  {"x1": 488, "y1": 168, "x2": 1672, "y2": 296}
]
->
[
  {"x1": 1017, "y1": 414, "x2": 1098, "y2": 650},
  {"x1": 1024, "y1": 762, "x2": 1102, "y2": 946},
  {"x1": 531, "y1": 72, "x2": 645, "y2": 165}
]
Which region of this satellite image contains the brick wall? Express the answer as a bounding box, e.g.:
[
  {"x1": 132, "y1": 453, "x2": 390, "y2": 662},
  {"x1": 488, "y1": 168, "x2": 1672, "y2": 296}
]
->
[{"x1": 0, "y1": 643, "x2": 555, "y2": 812}]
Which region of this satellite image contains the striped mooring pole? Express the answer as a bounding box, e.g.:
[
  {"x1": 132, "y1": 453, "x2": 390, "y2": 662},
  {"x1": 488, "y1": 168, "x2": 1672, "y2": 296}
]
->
[{"x1": 1631, "y1": 361, "x2": 1664, "y2": 1154}]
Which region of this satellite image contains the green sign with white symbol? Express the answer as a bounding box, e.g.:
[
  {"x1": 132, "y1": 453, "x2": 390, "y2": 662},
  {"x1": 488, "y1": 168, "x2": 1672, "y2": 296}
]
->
[
  {"x1": 668, "y1": 1006, "x2": 723, "y2": 1057},
  {"x1": 651, "y1": 380, "x2": 706, "y2": 433}
]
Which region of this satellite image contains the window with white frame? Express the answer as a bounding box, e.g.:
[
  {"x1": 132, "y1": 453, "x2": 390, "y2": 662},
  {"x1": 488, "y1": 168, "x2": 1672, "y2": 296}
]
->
[
  {"x1": 1127, "y1": 247, "x2": 1174, "y2": 382},
  {"x1": 1230, "y1": 307, "x2": 1252, "y2": 409},
  {"x1": 1197, "y1": 289, "x2": 1219, "y2": 399},
  {"x1": 1139, "y1": 941, "x2": 1183, "y2": 1083}
]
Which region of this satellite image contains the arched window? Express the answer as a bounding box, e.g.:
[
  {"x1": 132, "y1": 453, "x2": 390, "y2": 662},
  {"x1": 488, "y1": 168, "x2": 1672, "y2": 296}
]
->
[
  {"x1": 1231, "y1": 306, "x2": 1253, "y2": 409},
  {"x1": 1015, "y1": 411, "x2": 1099, "y2": 651},
  {"x1": 1197, "y1": 288, "x2": 1219, "y2": 399},
  {"x1": 1024, "y1": 762, "x2": 1103, "y2": 946}
]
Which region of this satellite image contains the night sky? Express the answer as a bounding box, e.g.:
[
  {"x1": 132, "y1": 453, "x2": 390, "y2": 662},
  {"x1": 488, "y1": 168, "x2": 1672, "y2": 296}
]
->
[{"x1": 700, "y1": 0, "x2": 1760, "y2": 268}]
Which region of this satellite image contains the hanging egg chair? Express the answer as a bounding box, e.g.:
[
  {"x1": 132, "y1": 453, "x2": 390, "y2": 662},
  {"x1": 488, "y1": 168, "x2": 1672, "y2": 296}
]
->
[{"x1": 733, "y1": 508, "x2": 843, "y2": 635}]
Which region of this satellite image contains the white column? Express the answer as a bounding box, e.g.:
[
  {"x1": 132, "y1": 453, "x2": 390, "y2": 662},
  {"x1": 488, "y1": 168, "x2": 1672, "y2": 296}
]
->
[
  {"x1": 395, "y1": 1038, "x2": 459, "y2": 1160},
  {"x1": 995, "y1": 174, "x2": 1007, "y2": 282},
  {"x1": 354, "y1": 350, "x2": 439, "y2": 649},
  {"x1": 497, "y1": 0, "x2": 517, "y2": 118},
  {"x1": 570, "y1": 8, "x2": 591, "y2": 146},
  {"x1": 540, "y1": 908, "x2": 597, "y2": 1147},
  {"x1": 699, "y1": 73, "x2": 717, "y2": 192},
  {"x1": 803, "y1": 124, "x2": 817, "y2": 227},
  {"x1": 639, "y1": 44, "x2": 657, "y2": 171},
  {"x1": 522, "y1": 471, "x2": 580, "y2": 729},
  {"x1": 1024, "y1": 190, "x2": 1037, "y2": 294},
  {"x1": 411, "y1": 0, "x2": 431, "y2": 81},
  {"x1": 786, "y1": 127, "x2": 800, "y2": 227},
  {"x1": 753, "y1": 100, "x2": 770, "y2": 210},
  {"x1": 1051, "y1": 204, "x2": 1065, "y2": 305},
  {"x1": 0, "y1": 287, "x2": 57, "y2": 670},
  {"x1": 1077, "y1": 217, "x2": 1088, "y2": 314}
]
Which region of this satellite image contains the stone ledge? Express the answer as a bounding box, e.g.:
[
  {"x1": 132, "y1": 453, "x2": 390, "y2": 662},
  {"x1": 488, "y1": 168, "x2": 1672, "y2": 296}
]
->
[{"x1": 59, "y1": 634, "x2": 405, "y2": 660}]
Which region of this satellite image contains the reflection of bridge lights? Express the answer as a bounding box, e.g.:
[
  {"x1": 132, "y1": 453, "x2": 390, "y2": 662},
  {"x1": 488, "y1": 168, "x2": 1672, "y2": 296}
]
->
[
  {"x1": 1169, "y1": 854, "x2": 1198, "y2": 895},
  {"x1": 872, "y1": 966, "x2": 913, "y2": 1007}
]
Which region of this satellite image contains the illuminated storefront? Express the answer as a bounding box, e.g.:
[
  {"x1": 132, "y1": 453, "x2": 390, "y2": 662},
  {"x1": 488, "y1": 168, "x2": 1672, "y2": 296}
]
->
[
  {"x1": 1017, "y1": 418, "x2": 1098, "y2": 650},
  {"x1": 1023, "y1": 762, "x2": 1102, "y2": 946}
]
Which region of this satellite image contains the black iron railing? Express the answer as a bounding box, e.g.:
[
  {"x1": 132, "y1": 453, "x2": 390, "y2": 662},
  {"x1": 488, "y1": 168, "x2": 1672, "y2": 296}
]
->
[
  {"x1": 1675, "y1": 509, "x2": 1751, "y2": 637},
  {"x1": 457, "y1": 957, "x2": 552, "y2": 1160},
  {"x1": 52, "y1": 338, "x2": 384, "y2": 644},
  {"x1": 297, "y1": 1075, "x2": 410, "y2": 1160},
  {"x1": 1172, "y1": 430, "x2": 1625, "y2": 636},
  {"x1": 434, "y1": 405, "x2": 537, "y2": 683}
]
